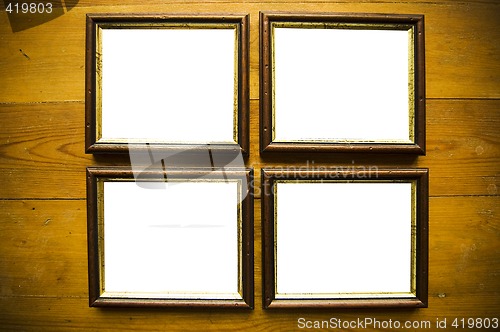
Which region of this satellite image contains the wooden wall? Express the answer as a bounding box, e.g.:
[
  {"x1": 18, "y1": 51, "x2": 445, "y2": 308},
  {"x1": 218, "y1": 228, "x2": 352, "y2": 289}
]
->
[{"x1": 1, "y1": 1, "x2": 499, "y2": 330}]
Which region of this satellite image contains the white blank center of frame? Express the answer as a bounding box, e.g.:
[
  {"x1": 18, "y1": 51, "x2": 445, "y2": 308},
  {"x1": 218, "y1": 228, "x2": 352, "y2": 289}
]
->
[
  {"x1": 100, "y1": 28, "x2": 237, "y2": 143},
  {"x1": 273, "y1": 27, "x2": 411, "y2": 143},
  {"x1": 275, "y1": 182, "x2": 414, "y2": 298},
  {"x1": 102, "y1": 181, "x2": 240, "y2": 298}
]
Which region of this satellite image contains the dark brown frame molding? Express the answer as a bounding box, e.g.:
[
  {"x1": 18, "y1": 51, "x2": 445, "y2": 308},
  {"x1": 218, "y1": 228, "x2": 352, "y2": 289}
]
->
[
  {"x1": 87, "y1": 167, "x2": 254, "y2": 308},
  {"x1": 260, "y1": 12, "x2": 425, "y2": 154},
  {"x1": 261, "y1": 168, "x2": 428, "y2": 308},
  {"x1": 85, "y1": 14, "x2": 250, "y2": 154}
]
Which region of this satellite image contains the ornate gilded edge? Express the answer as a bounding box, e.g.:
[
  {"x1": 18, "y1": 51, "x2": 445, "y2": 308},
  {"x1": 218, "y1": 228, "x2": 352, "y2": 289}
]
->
[
  {"x1": 85, "y1": 14, "x2": 250, "y2": 155},
  {"x1": 87, "y1": 167, "x2": 254, "y2": 308},
  {"x1": 260, "y1": 12, "x2": 425, "y2": 154},
  {"x1": 261, "y1": 168, "x2": 429, "y2": 308}
]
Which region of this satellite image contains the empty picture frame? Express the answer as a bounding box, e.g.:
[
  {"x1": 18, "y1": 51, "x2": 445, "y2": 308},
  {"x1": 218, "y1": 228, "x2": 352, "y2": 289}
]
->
[
  {"x1": 85, "y1": 14, "x2": 249, "y2": 154},
  {"x1": 260, "y1": 12, "x2": 425, "y2": 154},
  {"x1": 86, "y1": 167, "x2": 254, "y2": 307},
  {"x1": 261, "y1": 168, "x2": 428, "y2": 308}
]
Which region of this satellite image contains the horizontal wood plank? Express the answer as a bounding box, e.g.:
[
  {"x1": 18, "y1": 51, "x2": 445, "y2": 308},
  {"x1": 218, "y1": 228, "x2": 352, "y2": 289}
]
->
[
  {"x1": 2, "y1": 0, "x2": 494, "y2": 4},
  {"x1": 0, "y1": 197, "x2": 498, "y2": 330},
  {"x1": 0, "y1": 99, "x2": 498, "y2": 198},
  {"x1": 0, "y1": 200, "x2": 88, "y2": 298},
  {"x1": 0, "y1": 295, "x2": 495, "y2": 332},
  {"x1": 0, "y1": 2, "x2": 499, "y2": 103}
]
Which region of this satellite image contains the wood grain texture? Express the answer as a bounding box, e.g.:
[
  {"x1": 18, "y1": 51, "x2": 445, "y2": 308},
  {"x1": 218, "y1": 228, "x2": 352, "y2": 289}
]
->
[
  {"x1": 0, "y1": 1, "x2": 499, "y2": 103},
  {"x1": 0, "y1": 0, "x2": 499, "y2": 330},
  {"x1": 0, "y1": 99, "x2": 498, "y2": 198}
]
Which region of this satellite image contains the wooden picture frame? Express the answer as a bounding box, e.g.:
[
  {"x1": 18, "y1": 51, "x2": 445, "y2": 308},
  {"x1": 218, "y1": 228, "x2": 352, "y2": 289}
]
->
[
  {"x1": 261, "y1": 168, "x2": 428, "y2": 308},
  {"x1": 85, "y1": 14, "x2": 249, "y2": 154},
  {"x1": 260, "y1": 12, "x2": 425, "y2": 154},
  {"x1": 86, "y1": 167, "x2": 254, "y2": 308}
]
